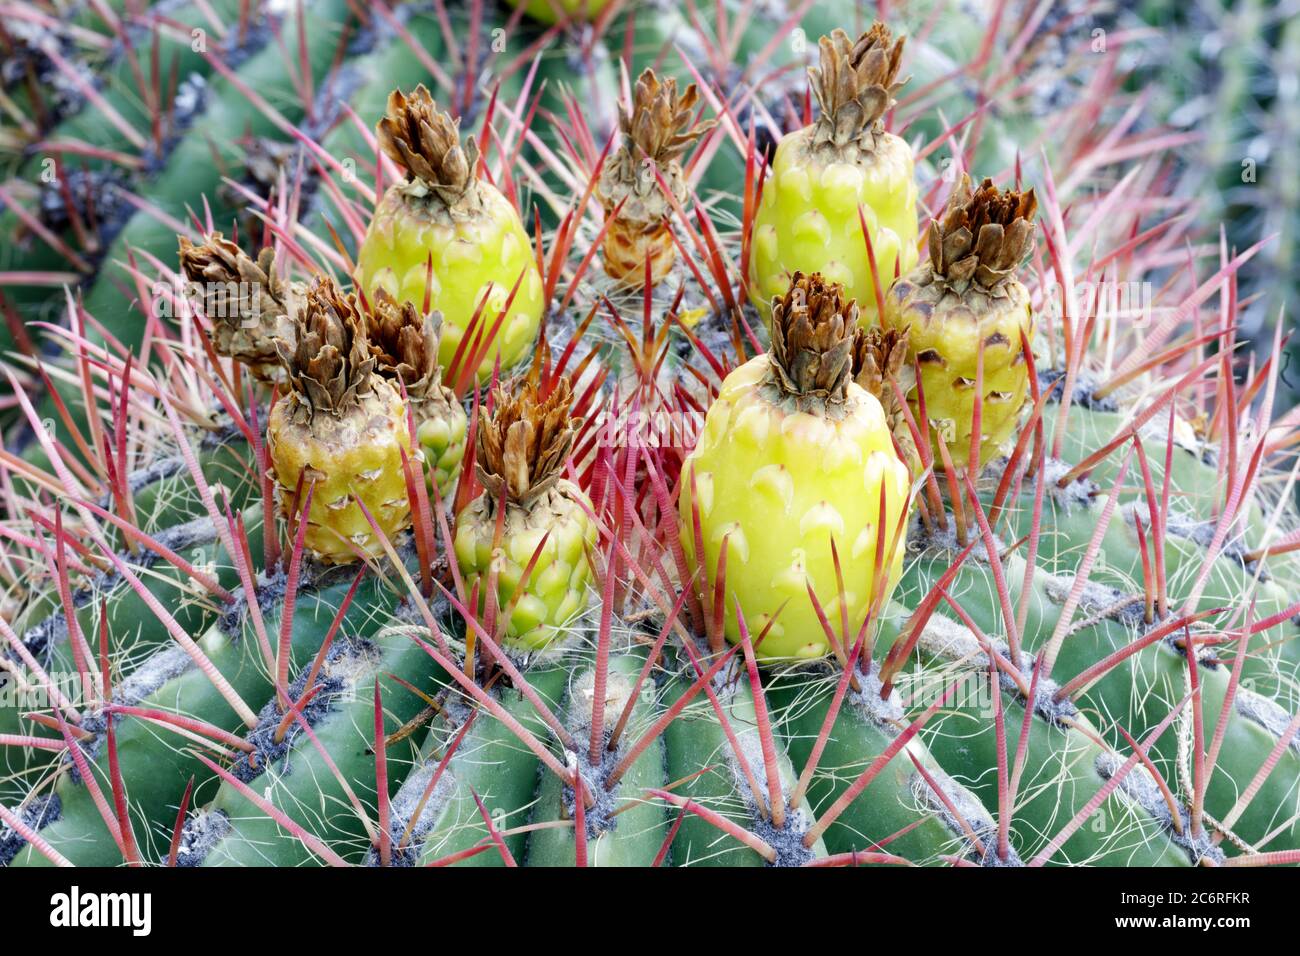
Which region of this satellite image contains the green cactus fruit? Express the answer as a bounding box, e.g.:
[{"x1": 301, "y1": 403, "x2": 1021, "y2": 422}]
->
[
  {"x1": 751, "y1": 24, "x2": 918, "y2": 324},
  {"x1": 680, "y1": 274, "x2": 912, "y2": 661},
  {"x1": 355, "y1": 86, "x2": 544, "y2": 382},
  {"x1": 883, "y1": 174, "x2": 1038, "y2": 470},
  {"x1": 454, "y1": 375, "x2": 597, "y2": 650}
]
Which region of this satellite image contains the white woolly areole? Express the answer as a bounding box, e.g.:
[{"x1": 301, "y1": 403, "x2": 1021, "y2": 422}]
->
[
  {"x1": 1233, "y1": 687, "x2": 1300, "y2": 756},
  {"x1": 568, "y1": 668, "x2": 635, "y2": 733}
]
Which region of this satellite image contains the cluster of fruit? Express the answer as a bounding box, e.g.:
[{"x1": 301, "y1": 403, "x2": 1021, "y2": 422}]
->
[{"x1": 182, "y1": 23, "x2": 1038, "y2": 668}]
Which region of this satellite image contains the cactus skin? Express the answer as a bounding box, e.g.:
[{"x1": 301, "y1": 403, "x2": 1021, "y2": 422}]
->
[
  {"x1": 915, "y1": 417, "x2": 1300, "y2": 855},
  {"x1": 382, "y1": 667, "x2": 569, "y2": 867},
  {"x1": 663, "y1": 670, "x2": 830, "y2": 866},
  {"x1": 679, "y1": 355, "x2": 911, "y2": 661},
  {"x1": 418, "y1": 401, "x2": 469, "y2": 503},
  {"x1": 268, "y1": 381, "x2": 414, "y2": 564},
  {"x1": 884, "y1": 268, "x2": 1033, "y2": 469},
  {"x1": 769, "y1": 669, "x2": 992, "y2": 862},
  {"x1": 525, "y1": 651, "x2": 669, "y2": 866},
  {"x1": 188, "y1": 625, "x2": 439, "y2": 867},
  {"x1": 8, "y1": 571, "x2": 397, "y2": 867},
  {"x1": 892, "y1": 400, "x2": 1300, "y2": 862}
]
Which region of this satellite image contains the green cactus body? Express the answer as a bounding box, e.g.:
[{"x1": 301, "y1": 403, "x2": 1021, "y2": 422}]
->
[
  {"x1": 1051, "y1": 612, "x2": 1300, "y2": 853},
  {"x1": 0, "y1": 510, "x2": 250, "y2": 813},
  {"x1": 769, "y1": 666, "x2": 984, "y2": 863},
  {"x1": 188, "y1": 624, "x2": 441, "y2": 867},
  {"x1": 0, "y1": 0, "x2": 254, "y2": 329},
  {"x1": 7, "y1": 572, "x2": 398, "y2": 867},
  {"x1": 921, "y1": 685, "x2": 1194, "y2": 867},
  {"x1": 663, "y1": 665, "x2": 828, "y2": 866},
  {"x1": 887, "y1": 394, "x2": 1300, "y2": 864},
  {"x1": 20, "y1": 524, "x2": 238, "y2": 665},
  {"x1": 75, "y1": 0, "x2": 353, "y2": 350},
  {"x1": 525, "y1": 650, "x2": 668, "y2": 866},
  {"x1": 17, "y1": 0, "x2": 355, "y2": 480},
  {"x1": 387, "y1": 666, "x2": 569, "y2": 867},
  {"x1": 899, "y1": 606, "x2": 1196, "y2": 867},
  {"x1": 898, "y1": 537, "x2": 1300, "y2": 856}
]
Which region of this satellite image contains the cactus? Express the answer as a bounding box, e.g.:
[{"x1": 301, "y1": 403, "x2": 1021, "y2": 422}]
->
[
  {"x1": 1, "y1": 1, "x2": 1299, "y2": 873},
  {"x1": 1115, "y1": 1, "x2": 1300, "y2": 413}
]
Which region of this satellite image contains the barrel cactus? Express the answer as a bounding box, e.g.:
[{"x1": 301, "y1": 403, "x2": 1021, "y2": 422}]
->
[{"x1": 1, "y1": 0, "x2": 1298, "y2": 874}]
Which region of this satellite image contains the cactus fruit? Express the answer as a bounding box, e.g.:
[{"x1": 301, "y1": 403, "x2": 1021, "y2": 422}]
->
[
  {"x1": 596, "y1": 69, "x2": 714, "y2": 289},
  {"x1": 3, "y1": 2, "x2": 1300, "y2": 875},
  {"x1": 267, "y1": 277, "x2": 413, "y2": 563},
  {"x1": 454, "y1": 375, "x2": 597, "y2": 650},
  {"x1": 750, "y1": 23, "x2": 918, "y2": 322},
  {"x1": 365, "y1": 290, "x2": 469, "y2": 502},
  {"x1": 883, "y1": 174, "x2": 1038, "y2": 470},
  {"x1": 355, "y1": 85, "x2": 544, "y2": 381},
  {"x1": 679, "y1": 273, "x2": 912, "y2": 660}
]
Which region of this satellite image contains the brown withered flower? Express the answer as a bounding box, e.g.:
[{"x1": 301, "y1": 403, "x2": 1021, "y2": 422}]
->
[
  {"x1": 476, "y1": 375, "x2": 579, "y2": 506},
  {"x1": 598, "y1": 69, "x2": 714, "y2": 219},
  {"x1": 365, "y1": 289, "x2": 445, "y2": 401},
  {"x1": 377, "y1": 84, "x2": 481, "y2": 214},
  {"x1": 928, "y1": 173, "x2": 1038, "y2": 291},
  {"x1": 275, "y1": 275, "x2": 377, "y2": 424},
  {"x1": 767, "y1": 272, "x2": 860, "y2": 411},
  {"x1": 809, "y1": 24, "x2": 908, "y2": 157},
  {"x1": 177, "y1": 232, "x2": 295, "y2": 384}
]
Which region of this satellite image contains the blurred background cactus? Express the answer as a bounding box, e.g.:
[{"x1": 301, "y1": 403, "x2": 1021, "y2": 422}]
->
[{"x1": 1106, "y1": 0, "x2": 1300, "y2": 404}]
